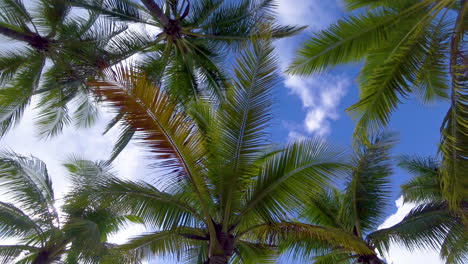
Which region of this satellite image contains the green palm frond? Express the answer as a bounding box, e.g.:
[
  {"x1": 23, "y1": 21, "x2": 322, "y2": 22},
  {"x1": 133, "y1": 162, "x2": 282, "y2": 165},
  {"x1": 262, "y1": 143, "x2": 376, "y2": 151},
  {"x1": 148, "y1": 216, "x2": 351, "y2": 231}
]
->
[
  {"x1": 0, "y1": 151, "x2": 58, "y2": 226},
  {"x1": 398, "y1": 155, "x2": 442, "y2": 203},
  {"x1": 0, "y1": 53, "x2": 45, "y2": 136},
  {"x1": 240, "y1": 138, "x2": 346, "y2": 223},
  {"x1": 120, "y1": 228, "x2": 207, "y2": 261},
  {"x1": 0, "y1": 202, "x2": 42, "y2": 240},
  {"x1": 347, "y1": 10, "x2": 446, "y2": 137},
  {"x1": 0, "y1": 48, "x2": 33, "y2": 85},
  {"x1": 0, "y1": 245, "x2": 39, "y2": 264},
  {"x1": 368, "y1": 202, "x2": 462, "y2": 254},
  {"x1": 247, "y1": 222, "x2": 373, "y2": 256},
  {"x1": 412, "y1": 20, "x2": 450, "y2": 103},
  {"x1": 73, "y1": 92, "x2": 99, "y2": 128},
  {"x1": 313, "y1": 251, "x2": 354, "y2": 264},
  {"x1": 301, "y1": 187, "x2": 343, "y2": 228},
  {"x1": 340, "y1": 134, "x2": 396, "y2": 235},
  {"x1": 439, "y1": 0, "x2": 468, "y2": 210},
  {"x1": 214, "y1": 42, "x2": 278, "y2": 229},
  {"x1": 440, "y1": 226, "x2": 468, "y2": 264},
  {"x1": 71, "y1": 176, "x2": 203, "y2": 230},
  {"x1": 287, "y1": 1, "x2": 432, "y2": 75},
  {"x1": 66, "y1": 0, "x2": 148, "y2": 24},
  {"x1": 231, "y1": 241, "x2": 277, "y2": 264}
]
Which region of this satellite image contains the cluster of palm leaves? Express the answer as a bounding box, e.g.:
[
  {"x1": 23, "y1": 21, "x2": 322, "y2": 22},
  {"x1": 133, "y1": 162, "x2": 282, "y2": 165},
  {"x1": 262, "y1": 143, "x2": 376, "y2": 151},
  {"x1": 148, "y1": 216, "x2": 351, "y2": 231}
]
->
[{"x1": 0, "y1": 0, "x2": 466, "y2": 263}]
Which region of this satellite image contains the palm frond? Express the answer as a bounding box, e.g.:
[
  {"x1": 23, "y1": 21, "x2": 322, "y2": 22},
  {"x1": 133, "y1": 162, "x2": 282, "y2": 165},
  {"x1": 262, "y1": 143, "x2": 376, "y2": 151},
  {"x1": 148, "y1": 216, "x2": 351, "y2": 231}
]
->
[
  {"x1": 440, "y1": 226, "x2": 468, "y2": 264},
  {"x1": 66, "y1": 0, "x2": 148, "y2": 24},
  {"x1": 120, "y1": 228, "x2": 207, "y2": 261},
  {"x1": 231, "y1": 241, "x2": 277, "y2": 264},
  {"x1": 73, "y1": 91, "x2": 99, "y2": 128},
  {"x1": 0, "y1": 151, "x2": 58, "y2": 226},
  {"x1": 0, "y1": 245, "x2": 38, "y2": 264},
  {"x1": 287, "y1": 2, "x2": 431, "y2": 75},
  {"x1": 248, "y1": 222, "x2": 373, "y2": 256},
  {"x1": 0, "y1": 48, "x2": 33, "y2": 85},
  {"x1": 214, "y1": 42, "x2": 278, "y2": 228},
  {"x1": 240, "y1": 138, "x2": 346, "y2": 223},
  {"x1": 0, "y1": 53, "x2": 45, "y2": 136},
  {"x1": 70, "y1": 176, "x2": 203, "y2": 229},
  {"x1": 439, "y1": 0, "x2": 468, "y2": 210},
  {"x1": 412, "y1": 20, "x2": 450, "y2": 103},
  {"x1": 89, "y1": 65, "x2": 207, "y2": 189},
  {"x1": 0, "y1": 202, "x2": 42, "y2": 240},
  {"x1": 301, "y1": 187, "x2": 342, "y2": 228},
  {"x1": 340, "y1": 134, "x2": 396, "y2": 235},
  {"x1": 368, "y1": 202, "x2": 461, "y2": 254},
  {"x1": 398, "y1": 155, "x2": 442, "y2": 203},
  {"x1": 347, "y1": 15, "x2": 434, "y2": 138}
]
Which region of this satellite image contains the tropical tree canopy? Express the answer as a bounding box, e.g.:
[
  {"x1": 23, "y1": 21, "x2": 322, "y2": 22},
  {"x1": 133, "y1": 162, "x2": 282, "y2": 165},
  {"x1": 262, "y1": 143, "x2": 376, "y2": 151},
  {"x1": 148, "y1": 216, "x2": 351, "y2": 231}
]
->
[
  {"x1": 282, "y1": 135, "x2": 466, "y2": 264},
  {"x1": 69, "y1": 0, "x2": 305, "y2": 102},
  {"x1": 396, "y1": 155, "x2": 467, "y2": 264},
  {"x1": 0, "y1": 151, "x2": 142, "y2": 264},
  {"x1": 288, "y1": 0, "x2": 467, "y2": 211},
  {"x1": 0, "y1": 0, "x2": 151, "y2": 138},
  {"x1": 65, "y1": 42, "x2": 379, "y2": 264}
]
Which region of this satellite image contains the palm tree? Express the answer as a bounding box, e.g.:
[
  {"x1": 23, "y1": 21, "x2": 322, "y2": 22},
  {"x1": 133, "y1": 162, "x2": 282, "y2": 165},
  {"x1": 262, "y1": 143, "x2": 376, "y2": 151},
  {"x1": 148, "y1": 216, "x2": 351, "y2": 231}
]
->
[
  {"x1": 78, "y1": 43, "x2": 373, "y2": 263},
  {"x1": 282, "y1": 134, "x2": 396, "y2": 264},
  {"x1": 285, "y1": 134, "x2": 464, "y2": 264},
  {"x1": 0, "y1": 152, "x2": 141, "y2": 263},
  {"x1": 0, "y1": 0, "x2": 150, "y2": 138},
  {"x1": 390, "y1": 155, "x2": 467, "y2": 264},
  {"x1": 288, "y1": 0, "x2": 467, "y2": 210},
  {"x1": 70, "y1": 0, "x2": 305, "y2": 102}
]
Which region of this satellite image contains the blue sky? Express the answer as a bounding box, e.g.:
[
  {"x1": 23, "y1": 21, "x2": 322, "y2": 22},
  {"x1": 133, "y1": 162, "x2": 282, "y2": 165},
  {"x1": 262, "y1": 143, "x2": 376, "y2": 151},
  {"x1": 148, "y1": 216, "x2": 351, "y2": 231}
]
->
[{"x1": 0, "y1": 0, "x2": 450, "y2": 263}]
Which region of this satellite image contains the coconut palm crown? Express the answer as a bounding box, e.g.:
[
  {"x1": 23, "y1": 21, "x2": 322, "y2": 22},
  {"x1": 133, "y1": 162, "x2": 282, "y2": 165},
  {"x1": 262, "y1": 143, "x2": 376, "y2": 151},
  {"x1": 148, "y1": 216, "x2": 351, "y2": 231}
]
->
[
  {"x1": 0, "y1": 0, "x2": 151, "y2": 138},
  {"x1": 70, "y1": 42, "x2": 377, "y2": 264},
  {"x1": 283, "y1": 135, "x2": 465, "y2": 264},
  {"x1": 69, "y1": 0, "x2": 305, "y2": 102},
  {"x1": 0, "y1": 152, "x2": 142, "y2": 263}
]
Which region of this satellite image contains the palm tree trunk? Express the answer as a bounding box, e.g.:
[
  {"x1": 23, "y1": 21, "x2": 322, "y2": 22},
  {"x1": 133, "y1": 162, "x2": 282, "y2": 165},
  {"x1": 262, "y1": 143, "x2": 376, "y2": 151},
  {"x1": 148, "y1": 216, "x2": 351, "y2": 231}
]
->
[
  {"x1": 141, "y1": 0, "x2": 170, "y2": 25},
  {"x1": 0, "y1": 24, "x2": 34, "y2": 43}
]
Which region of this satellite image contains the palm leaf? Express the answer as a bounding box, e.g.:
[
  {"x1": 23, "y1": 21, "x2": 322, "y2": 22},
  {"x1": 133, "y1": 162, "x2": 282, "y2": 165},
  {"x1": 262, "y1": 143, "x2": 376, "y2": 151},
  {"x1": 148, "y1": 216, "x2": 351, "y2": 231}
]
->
[
  {"x1": 287, "y1": 1, "x2": 432, "y2": 75},
  {"x1": 0, "y1": 202, "x2": 42, "y2": 240},
  {"x1": 439, "y1": 0, "x2": 468, "y2": 210},
  {"x1": 240, "y1": 138, "x2": 346, "y2": 223},
  {"x1": 0, "y1": 151, "x2": 58, "y2": 227},
  {"x1": 0, "y1": 245, "x2": 39, "y2": 264},
  {"x1": 398, "y1": 155, "x2": 442, "y2": 203},
  {"x1": 339, "y1": 134, "x2": 396, "y2": 235},
  {"x1": 119, "y1": 228, "x2": 207, "y2": 261},
  {"x1": 368, "y1": 202, "x2": 462, "y2": 254},
  {"x1": 215, "y1": 42, "x2": 278, "y2": 229},
  {"x1": 247, "y1": 222, "x2": 373, "y2": 256}
]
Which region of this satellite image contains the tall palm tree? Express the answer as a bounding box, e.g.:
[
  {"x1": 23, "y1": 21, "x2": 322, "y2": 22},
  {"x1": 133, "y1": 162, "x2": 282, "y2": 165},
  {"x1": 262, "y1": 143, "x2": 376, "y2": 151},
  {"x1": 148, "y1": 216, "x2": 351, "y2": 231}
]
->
[
  {"x1": 288, "y1": 0, "x2": 467, "y2": 210},
  {"x1": 391, "y1": 155, "x2": 467, "y2": 264},
  {"x1": 0, "y1": 0, "x2": 151, "y2": 138},
  {"x1": 284, "y1": 134, "x2": 464, "y2": 264},
  {"x1": 0, "y1": 152, "x2": 141, "y2": 263},
  {"x1": 70, "y1": 0, "x2": 305, "y2": 102},
  {"x1": 78, "y1": 43, "x2": 373, "y2": 263}
]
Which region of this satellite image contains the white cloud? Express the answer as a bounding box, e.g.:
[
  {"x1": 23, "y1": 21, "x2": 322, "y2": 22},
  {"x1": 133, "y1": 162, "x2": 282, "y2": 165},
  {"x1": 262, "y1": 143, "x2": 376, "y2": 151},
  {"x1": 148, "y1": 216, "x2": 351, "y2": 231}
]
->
[
  {"x1": 275, "y1": 0, "x2": 350, "y2": 137},
  {"x1": 377, "y1": 196, "x2": 444, "y2": 264},
  {"x1": 283, "y1": 75, "x2": 350, "y2": 136}
]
